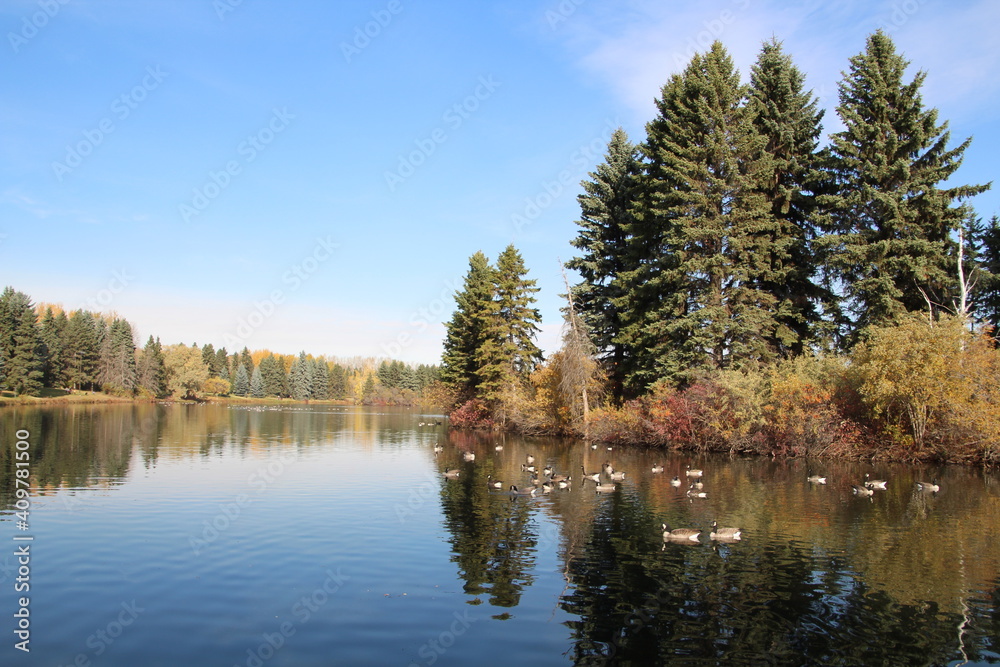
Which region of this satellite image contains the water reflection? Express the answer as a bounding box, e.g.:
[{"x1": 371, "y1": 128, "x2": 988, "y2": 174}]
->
[{"x1": 0, "y1": 404, "x2": 997, "y2": 665}]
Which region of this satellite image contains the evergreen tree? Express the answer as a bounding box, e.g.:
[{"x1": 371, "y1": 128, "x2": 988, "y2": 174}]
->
[
  {"x1": 310, "y1": 358, "x2": 329, "y2": 399},
  {"x1": 625, "y1": 42, "x2": 778, "y2": 387},
  {"x1": 975, "y1": 214, "x2": 1000, "y2": 336},
  {"x1": 202, "y1": 344, "x2": 220, "y2": 377},
  {"x1": 821, "y1": 30, "x2": 989, "y2": 339},
  {"x1": 0, "y1": 289, "x2": 45, "y2": 396},
  {"x1": 440, "y1": 252, "x2": 496, "y2": 396},
  {"x1": 260, "y1": 354, "x2": 288, "y2": 397},
  {"x1": 249, "y1": 366, "x2": 265, "y2": 398},
  {"x1": 289, "y1": 352, "x2": 312, "y2": 400},
  {"x1": 240, "y1": 347, "x2": 255, "y2": 376},
  {"x1": 136, "y1": 336, "x2": 167, "y2": 397},
  {"x1": 233, "y1": 363, "x2": 250, "y2": 396},
  {"x1": 40, "y1": 307, "x2": 69, "y2": 389},
  {"x1": 215, "y1": 348, "x2": 230, "y2": 380},
  {"x1": 566, "y1": 127, "x2": 642, "y2": 402},
  {"x1": 64, "y1": 310, "x2": 101, "y2": 390},
  {"x1": 747, "y1": 38, "x2": 833, "y2": 354},
  {"x1": 475, "y1": 245, "x2": 543, "y2": 422},
  {"x1": 328, "y1": 363, "x2": 347, "y2": 399},
  {"x1": 361, "y1": 373, "x2": 375, "y2": 401},
  {"x1": 97, "y1": 318, "x2": 137, "y2": 394}
]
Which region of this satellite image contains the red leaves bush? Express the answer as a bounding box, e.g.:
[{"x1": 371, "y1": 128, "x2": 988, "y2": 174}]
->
[{"x1": 448, "y1": 399, "x2": 496, "y2": 430}]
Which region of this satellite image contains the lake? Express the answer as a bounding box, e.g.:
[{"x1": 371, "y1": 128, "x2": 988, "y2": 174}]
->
[{"x1": 1, "y1": 403, "x2": 998, "y2": 666}]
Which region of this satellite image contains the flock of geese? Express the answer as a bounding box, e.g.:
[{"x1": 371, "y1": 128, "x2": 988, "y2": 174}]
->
[
  {"x1": 439, "y1": 447, "x2": 752, "y2": 544},
  {"x1": 439, "y1": 440, "x2": 947, "y2": 546}
]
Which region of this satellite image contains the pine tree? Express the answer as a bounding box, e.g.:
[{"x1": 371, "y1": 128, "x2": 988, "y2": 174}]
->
[
  {"x1": 747, "y1": 38, "x2": 833, "y2": 354},
  {"x1": 440, "y1": 252, "x2": 496, "y2": 396},
  {"x1": 260, "y1": 354, "x2": 288, "y2": 397},
  {"x1": 250, "y1": 366, "x2": 265, "y2": 398},
  {"x1": 240, "y1": 347, "x2": 255, "y2": 377},
  {"x1": 136, "y1": 336, "x2": 167, "y2": 397},
  {"x1": 233, "y1": 363, "x2": 250, "y2": 396},
  {"x1": 475, "y1": 245, "x2": 542, "y2": 423},
  {"x1": 975, "y1": 214, "x2": 1000, "y2": 336},
  {"x1": 821, "y1": 30, "x2": 990, "y2": 339},
  {"x1": 202, "y1": 344, "x2": 221, "y2": 377},
  {"x1": 97, "y1": 318, "x2": 137, "y2": 394},
  {"x1": 566, "y1": 127, "x2": 642, "y2": 401},
  {"x1": 215, "y1": 348, "x2": 230, "y2": 380}
]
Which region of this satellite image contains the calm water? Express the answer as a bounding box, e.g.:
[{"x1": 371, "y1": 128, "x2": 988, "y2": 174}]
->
[{"x1": 1, "y1": 403, "x2": 998, "y2": 666}]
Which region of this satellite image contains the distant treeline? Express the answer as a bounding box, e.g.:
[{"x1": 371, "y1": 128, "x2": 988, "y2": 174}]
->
[{"x1": 0, "y1": 287, "x2": 439, "y2": 404}]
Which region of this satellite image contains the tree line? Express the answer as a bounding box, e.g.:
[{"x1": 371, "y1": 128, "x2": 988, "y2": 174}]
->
[
  {"x1": 0, "y1": 287, "x2": 439, "y2": 403},
  {"x1": 439, "y1": 33, "x2": 1000, "y2": 461}
]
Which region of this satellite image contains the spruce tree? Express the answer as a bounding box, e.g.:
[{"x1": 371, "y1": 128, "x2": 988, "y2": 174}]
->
[
  {"x1": 250, "y1": 366, "x2": 265, "y2": 398},
  {"x1": 566, "y1": 127, "x2": 642, "y2": 401},
  {"x1": 440, "y1": 251, "x2": 496, "y2": 396},
  {"x1": 310, "y1": 358, "x2": 329, "y2": 398},
  {"x1": 975, "y1": 215, "x2": 1000, "y2": 337},
  {"x1": 40, "y1": 307, "x2": 68, "y2": 389},
  {"x1": 475, "y1": 245, "x2": 542, "y2": 423},
  {"x1": 0, "y1": 290, "x2": 45, "y2": 396},
  {"x1": 215, "y1": 348, "x2": 230, "y2": 380},
  {"x1": 328, "y1": 363, "x2": 347, "y2": 399},
  {"x1": 97, "y1": 318, "x2": 137, "y2": 394},
  {"x1": 747, "y1": 38, "x2": 832, "y2": 354},
  {"x1": 64, "y1": 310, "x2": 101, "y2": 390},
  {"x1": 202, "y1": 344, "x2": 219, "y2": 376},
  {"x1": 240, "y1": 348, "x2": 255, "y2": 376},
  {"x1": 289, "y1": 352, "x2": 312, "y2": 400},
  {"x1": 137, "y1": 336, "x2": 167, "y2": 397},
  {"x1": 233, "y1": 363, "x2": 250, "y2": 396},
  {"x1": 821, "y1": 30, "x2": 989, "y2": 339},
  {"x1": 625, "y1": 42, "x2": 778, "y2": 387}
]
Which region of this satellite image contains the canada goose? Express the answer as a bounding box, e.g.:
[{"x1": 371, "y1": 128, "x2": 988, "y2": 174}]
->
[
  {"x1": 685, "y1": 467, "x2": 704, "y2": 478},
  {"x1": 690, "y1": 480, "x2": 704, "y2": 490},
  {"x1": 522, "y1": 464, "x2": 536, "y2": 473},
  {"x1": 590, "y1": 443, "x2": 598, "y2": 450},
  {"x1": 595, "y1": 483, "x2": 617, "y2": 493},
  {"x1": 541, "y1": 481, "x2": 554, "y2": 493},
  {"x1": 651, "y1": 464, "x2": 664, "y2": 474},
  {"x1": 687, "y1": 487, "x2": 707, "y2": 499},
  {"x1": 549, "y1": 473, "x2": 570, "y2": 483},
  {"x1": 542, "y1": 466, "x2": 554, "y2": 477},
  {"x1": 463, "y1": 451, "x2": 476, "y2": 462},
  {"x1": 670, "y1": 476, "x2": 682, "y2": 487},
  {"x1": 443, "y1": 469, "x2": 460, "y2": 479},
  {"x1": 603, "y1": 462, "x2": 614, "y2": 474},
  {"x1": 852, "y1": 484, "x2": 874, "y2": 497},
  {"x1": 494, "y1": 444, "x2": 503, "y2": 451},
  {"x1": 864, "y1": 473, "x2": 887, "y2": 490},
  {"x1": 526, "y1": 454, "x2": 535, "y2": 464},
  {"x1": 807, "y1": 472, "x2": 827, "y2": 484},
  {"x1": 662, "y1": 523, "x2": 700, "y2": 541},
  {"x1": 433, "y1": 444, "x2": 444, "y2": 453},
  {"x1": 557, "y1": 478, "x2": 572, "y2": 489},
  {"x1": 581, "y1": 466, "x2": 601, "y2": 482},
  {"x1": 509, "y1": 484, "x2": 536, "y2": 497},
  {"x1": 609, "y1": 471, "x2": 626, "y2": 481},
  {"x1": 710, "y1": 521, "x2": 742, "y2": 541},
  {"x1": 486, "y1": 475, "x2": 502, "y2": 489},
  {"x1": 916, "y1": 479, "x2": 940, "y2": 493}
]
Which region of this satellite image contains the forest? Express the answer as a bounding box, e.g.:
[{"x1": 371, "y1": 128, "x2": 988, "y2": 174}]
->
[
  {"x1": 0, "y1": 287, "x2": 439, "y2": 406},
  {"x1": 439, "y1": 32, "x2": 1000, "y2": 464}
]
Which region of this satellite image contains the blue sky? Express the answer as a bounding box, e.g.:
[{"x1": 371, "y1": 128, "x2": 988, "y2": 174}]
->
[{"x1": 2, "y1": 0, "x2": 997, "y2": 364}]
